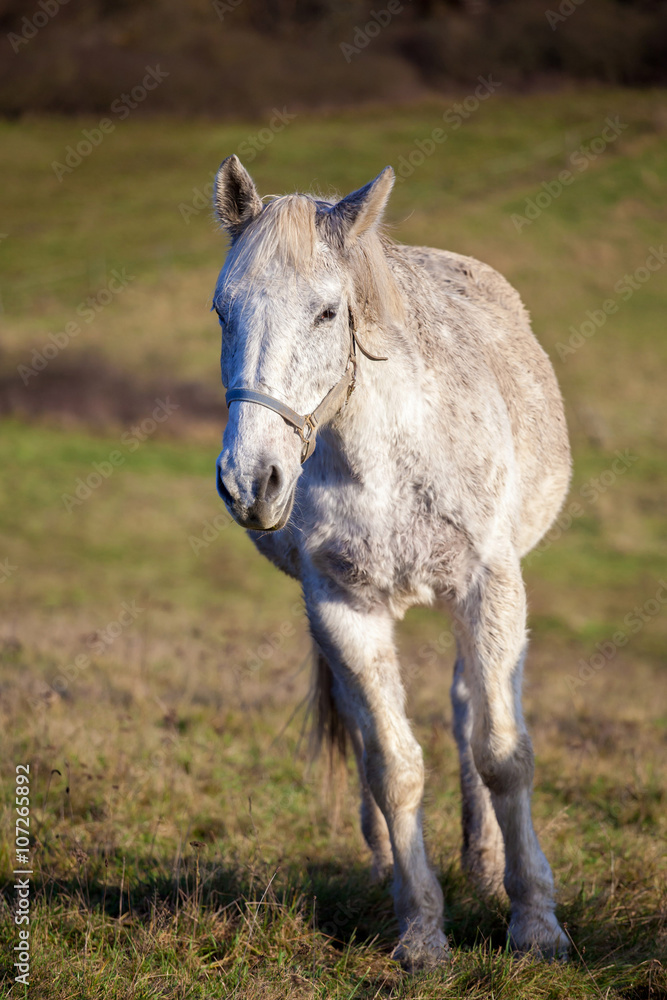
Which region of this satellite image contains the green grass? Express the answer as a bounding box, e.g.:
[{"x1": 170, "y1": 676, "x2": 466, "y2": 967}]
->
[
  {"x1": 2, "y1": 88, "x2": 667, "y2": 452},
  {"x1": 1, "y1": 92, "x2": 666, "y2": 997},
  {"x1": 0, "y1": 419, "x2": 664, "y2": 998}
]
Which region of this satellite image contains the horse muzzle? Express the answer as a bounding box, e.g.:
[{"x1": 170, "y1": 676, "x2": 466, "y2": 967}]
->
[{"x1": 216, "y1": 455, "x2": 295, "y2": 531}]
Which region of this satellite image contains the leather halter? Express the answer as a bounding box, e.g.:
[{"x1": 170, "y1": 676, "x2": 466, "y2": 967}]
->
[{"x1": 225, "y1": 311, "x2": 387, "y2": 463}]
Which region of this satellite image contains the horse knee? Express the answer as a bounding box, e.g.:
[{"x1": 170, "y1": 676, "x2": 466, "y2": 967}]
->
[
  {"x1": 472, "y1": 731, "x2": 534, "y2": 796},
  {"x1": 365, "y1": 737, "x2": 424, "y2": 815}
]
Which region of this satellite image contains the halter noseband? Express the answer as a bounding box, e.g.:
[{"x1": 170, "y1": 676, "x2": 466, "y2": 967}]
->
[{"x1": 225, "y1": 311, "x2": 386, "y2": 463}]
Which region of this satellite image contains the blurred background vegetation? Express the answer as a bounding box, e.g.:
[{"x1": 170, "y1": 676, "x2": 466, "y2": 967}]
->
[{"x1": 1, "y1": 0, "x2": 667, "y2": 118}]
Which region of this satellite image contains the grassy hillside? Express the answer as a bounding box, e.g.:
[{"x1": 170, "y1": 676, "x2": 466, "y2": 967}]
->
[
  {"x1": 2, "y1": 89, "x2": 667, "y2": 446},
  {"x1": 0, "y1": 91, "x2": 666, "y2": 997}
]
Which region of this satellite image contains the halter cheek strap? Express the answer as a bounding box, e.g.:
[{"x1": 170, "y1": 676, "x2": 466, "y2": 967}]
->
[
  {"x1": 225, "y1": 370, "x2": 354, "y2": 464},
  {"x1": 225, "y1": 313, "x2": 386, "y2": 463}
]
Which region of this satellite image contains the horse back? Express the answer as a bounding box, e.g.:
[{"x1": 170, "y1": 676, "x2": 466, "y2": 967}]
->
[{"x1": 398, "y1": 246, "x2": 572, "y2": 555}]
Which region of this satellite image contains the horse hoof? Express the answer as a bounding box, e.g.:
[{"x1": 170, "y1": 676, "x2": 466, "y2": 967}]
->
[
  {"x1": 391, "y1": 927, "x2": 452, "y2": 972},
  {"x1": 509, "y1": 910, "x2": 569, "y2": 960}
]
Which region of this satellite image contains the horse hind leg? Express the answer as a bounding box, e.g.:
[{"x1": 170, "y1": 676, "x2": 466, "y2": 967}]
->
[
  {"x1": 313, "y1": 650, "x2": 392, "y2": 880},
  {"x1": 458, "y1": 558, "x2": 568, "y2": 958},
  {"x1": 350, "y1": 723, "x2": 394, "y2": 880},
  {"x1": 451, "y1": 652, "x2": 505, "y2": 897}
]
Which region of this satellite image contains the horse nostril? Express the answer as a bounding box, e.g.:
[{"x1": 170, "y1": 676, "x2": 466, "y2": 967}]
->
[
  {"x1": 268, "y1": 465, "x2": 281, "y2": 493},
  {"x1": 257, "y1": 463, "x2": 284, "y2": 504},
  {"x1": 216, "y1": 463, "x2": 234, "y2": 506}
]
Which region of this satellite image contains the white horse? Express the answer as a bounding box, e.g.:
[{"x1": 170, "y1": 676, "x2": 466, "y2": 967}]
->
[{"x1": 213, "y1": 156, "x2": 571, "y2": 970}]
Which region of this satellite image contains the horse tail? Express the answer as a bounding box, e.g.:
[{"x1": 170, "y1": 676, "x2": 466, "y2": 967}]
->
[{"x1": 310, "y1": 646, "x2": 348, "y2": 810}]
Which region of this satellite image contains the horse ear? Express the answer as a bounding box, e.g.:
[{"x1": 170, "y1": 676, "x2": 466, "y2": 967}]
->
[
  {"x1": 327, "y1": 166, "x2": 395, "y2": 245},
  {"x1": 214, "y1": 155, "x2": 263, "y2": 236}
]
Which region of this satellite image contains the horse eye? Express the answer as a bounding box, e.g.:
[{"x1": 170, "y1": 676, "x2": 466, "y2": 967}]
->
[{"x1": 316, "y1": 307, "x2": 337, "y2": 324}]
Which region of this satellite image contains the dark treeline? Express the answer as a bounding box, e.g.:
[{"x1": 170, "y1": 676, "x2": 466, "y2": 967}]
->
[{"x1": 1, "y1": 0, "x2": 666, "y2": 117}]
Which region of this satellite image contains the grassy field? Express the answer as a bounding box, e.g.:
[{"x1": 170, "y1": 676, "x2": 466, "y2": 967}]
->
[{"x1": 1, "y1": 90, "x2": 666, "y2": 998}]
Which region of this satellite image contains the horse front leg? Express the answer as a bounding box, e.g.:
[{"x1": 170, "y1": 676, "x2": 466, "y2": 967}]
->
[
  {"x1": 307, "y1": 577, "x2": 449, "y2": 971},
  {"x1": 457, "y1": 558, "x2": 568, "y2": 957},
  {"x1": 450, "y1": 651, "x2": 505, "y2": 896}
]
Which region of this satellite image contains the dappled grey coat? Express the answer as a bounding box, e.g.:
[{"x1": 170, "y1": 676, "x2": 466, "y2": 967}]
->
[{"x1": 213, "y1": 157, "x2": 571, "y2": 970}]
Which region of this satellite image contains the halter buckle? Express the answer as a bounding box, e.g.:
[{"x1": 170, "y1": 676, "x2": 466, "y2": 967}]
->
[
  {"x1": 298, "y1": 415, "x2": 317, "y2": 462},
  {"x1": 298, "y1": 414, "x2": 317, "y2": 444}
]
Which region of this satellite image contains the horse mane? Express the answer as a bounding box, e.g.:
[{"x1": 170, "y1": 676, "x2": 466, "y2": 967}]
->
[{"x1": 222, "y1": 192, "x2": 405, "y2": 330}]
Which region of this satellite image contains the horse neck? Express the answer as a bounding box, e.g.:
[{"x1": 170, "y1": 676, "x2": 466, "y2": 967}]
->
[
  {"x1": 326, "y1": 249, "x2": 422, "y2": 468},
  {"x1": 331, "y1": 315, "x2": 422, "y2": 469}
]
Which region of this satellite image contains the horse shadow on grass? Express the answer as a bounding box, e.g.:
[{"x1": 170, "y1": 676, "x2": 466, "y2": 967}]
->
[
  {"x1": 2, "y1": 848, "x2": 649, "y2": 976},
  {"x1": 301, "y1": 858, "x2": 511, "y2": 954},
  {"x1": 1, "y1": 854, "x2": 663, "y2": 1000},
  {"x1": 3, "y1": 848, "x2": 512, "y2": 955}
]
